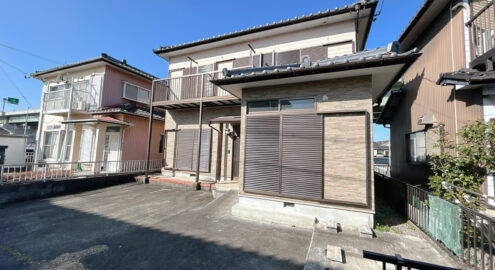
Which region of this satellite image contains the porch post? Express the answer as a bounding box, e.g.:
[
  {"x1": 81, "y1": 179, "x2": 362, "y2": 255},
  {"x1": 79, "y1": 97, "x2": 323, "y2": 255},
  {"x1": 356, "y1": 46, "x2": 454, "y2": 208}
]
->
[
  {"x1": 194, "y1": 74, "x2": 204, "y2": 190},
  {"x1": 144, "y1": 80, "x2": 155, "y2": 184}
]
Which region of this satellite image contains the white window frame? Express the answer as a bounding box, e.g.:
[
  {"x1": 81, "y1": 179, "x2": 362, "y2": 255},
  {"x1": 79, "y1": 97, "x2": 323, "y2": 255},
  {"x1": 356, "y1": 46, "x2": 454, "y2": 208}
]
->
[
  {"x1": 121, "y1": 81, "x2": 150, "y2": 104},
  {"x1": 407, "y1": 130, "x2": 427, "y2": 163}
]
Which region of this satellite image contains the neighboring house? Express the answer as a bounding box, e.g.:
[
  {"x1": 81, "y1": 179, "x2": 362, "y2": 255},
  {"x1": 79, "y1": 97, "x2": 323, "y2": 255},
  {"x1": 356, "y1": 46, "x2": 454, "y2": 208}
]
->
[
  {"x1": 375, "y1": 0, "x2": 495, "y2": 200},
  {"x1": 373, "y1": 140, "x2": 390, "y2": 157},
  {"x1": 31, "y1": 54, "x2": 164, "y2": 172},
  {"x1": 0, "y1": 109, "x2": 40, "y2": 150},
  {"x1": 0, "y1": 131, "x2": 28, "y2": 165},
  {"x1": 149, "y1": 0, "x2": 419, "y2": 227}
]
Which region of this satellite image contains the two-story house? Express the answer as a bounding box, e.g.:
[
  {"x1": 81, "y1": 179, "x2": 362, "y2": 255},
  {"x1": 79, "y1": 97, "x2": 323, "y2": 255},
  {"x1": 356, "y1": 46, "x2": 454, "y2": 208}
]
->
[
  {"x1": 375, "y1": 0, "x2": 495, "y2": 202},
  {"x1": 148, "y1": 0, "x2": 420, "y2": 228},
  {"x1": 31, "y1": 54, "x2": 164, "y2": 173}
]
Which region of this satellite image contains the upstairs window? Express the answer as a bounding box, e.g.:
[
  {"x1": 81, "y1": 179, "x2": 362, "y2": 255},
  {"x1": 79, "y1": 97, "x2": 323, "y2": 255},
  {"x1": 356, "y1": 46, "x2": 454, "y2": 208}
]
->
[
  {"x1": 326, "y1": 41, "x2": 354, "y2": 58},
  {"x1": 407, "y1": 131, "x2": 426, "y2": 163},
  {"x1": 122, "y1": 82, "x2": 150, "y2": 104}
]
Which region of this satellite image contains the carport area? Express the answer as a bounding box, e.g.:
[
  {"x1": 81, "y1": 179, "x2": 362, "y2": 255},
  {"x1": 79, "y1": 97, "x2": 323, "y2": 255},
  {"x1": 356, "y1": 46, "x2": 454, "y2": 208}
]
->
[{"x1": 0, "y1": 183, "x2": 459, "y2": 269}]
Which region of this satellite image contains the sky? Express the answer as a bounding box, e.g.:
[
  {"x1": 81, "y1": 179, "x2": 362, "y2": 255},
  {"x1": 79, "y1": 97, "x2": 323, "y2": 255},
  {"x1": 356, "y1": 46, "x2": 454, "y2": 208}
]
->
[{"x1": 0, "y1": 0, "x2": 424, "y2": 141}]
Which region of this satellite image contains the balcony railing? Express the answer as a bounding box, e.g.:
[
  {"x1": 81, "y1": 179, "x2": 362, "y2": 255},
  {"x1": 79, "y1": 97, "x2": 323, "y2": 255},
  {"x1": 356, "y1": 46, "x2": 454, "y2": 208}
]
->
[
  {"x1": 152, "y1": 71, "x2": 233, "y2": 103},
  {"x1": 467, "y1": 1, "x2": 495, "y2": 63},
  {"x1": 44, "y1": 89, "x2": 98, "y2": 112}
]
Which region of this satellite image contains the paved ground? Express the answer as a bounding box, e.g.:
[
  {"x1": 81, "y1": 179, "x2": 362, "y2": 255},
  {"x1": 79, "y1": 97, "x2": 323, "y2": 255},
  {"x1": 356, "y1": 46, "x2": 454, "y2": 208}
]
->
[
  {"x1": 0, "y1": 182, "x2": 460, "y2": 269},
  {"x1": 0, "y1": 183, "x2": 311, "y2": 270}
]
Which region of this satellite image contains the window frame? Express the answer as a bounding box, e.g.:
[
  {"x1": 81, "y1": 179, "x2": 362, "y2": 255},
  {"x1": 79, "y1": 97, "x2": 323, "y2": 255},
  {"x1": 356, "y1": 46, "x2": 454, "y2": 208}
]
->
[
  {"x1": 406, "y1": 129, "x2": 428, "y2": 165},
  {"x1": 246, "y1": 96, "x2": 316, "y2": 115},
  {"x1": 121, "y1": 81, "x2": 151, "y2": 104}
]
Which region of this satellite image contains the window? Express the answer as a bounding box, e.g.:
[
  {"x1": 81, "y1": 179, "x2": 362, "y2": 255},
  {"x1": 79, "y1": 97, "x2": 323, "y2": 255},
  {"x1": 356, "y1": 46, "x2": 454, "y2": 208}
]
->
[
  {"x1": 64, "y1": 130, "x2": 74, "y2": 161},
  {"x1": 247, "y1": 100, "x2": 278, "y2": 113},
  {"x1": 79, "y1": 126, "x2": 95, "y2": 162},
  {"x1": 49, "y1": 84, "x2": 70, "y2": 92},
  {"x1": 407, "y1": 131, "x2": 426, "y2": 163},
  {"x1": 42, "y1": 131, "x2": 58, "y2": 159},
  {"x1": 280, "y1": 98, "x2": 315, "y2": 111},
  {"x1": 122, "y1": 82, "x2": 150, "y2": 104},
  {"x1": 175, "y1": 129, "x2": 211, "y2": 171}
]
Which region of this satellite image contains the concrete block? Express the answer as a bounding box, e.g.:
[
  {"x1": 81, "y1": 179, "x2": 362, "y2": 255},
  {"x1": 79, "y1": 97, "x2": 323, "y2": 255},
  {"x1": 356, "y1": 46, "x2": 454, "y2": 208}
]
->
[
  {"x1": 359, "y1": 226, "x2": 374, "y2": 238},
  {"x1": 326, "y1": 245, "x2": 343, "y2": 263},
  {"x1": 231, "y1": 203, "x2": 316, "y2": 228}
]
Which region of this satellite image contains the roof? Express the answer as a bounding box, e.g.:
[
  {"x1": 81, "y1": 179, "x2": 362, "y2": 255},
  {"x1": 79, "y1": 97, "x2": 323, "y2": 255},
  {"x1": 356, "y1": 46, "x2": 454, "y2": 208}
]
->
[
  {"x1": 153, "y1": 0, "x2": 378, "y2": 56},
  {"x1": 397, "y1": 0, "x2": 450, "y2": 51},
  {"x1": 437, "y1": 68, "x2": 495, "y2": 86},
  {"x1": 31, "y1": 53, "x2": 157, "y2": 81},
  {"x1": 91, "y1": 102, "x2": 165, "y2": 120},
  {"x1": 374, "y1": 88, "x2": 406, "y2": 124},
  {"x1": 211, "y1": 42, "x2": 420, "y2": 101},
  {"x1": 61, "y1": 116, "x2": 131, "y2": 126}
]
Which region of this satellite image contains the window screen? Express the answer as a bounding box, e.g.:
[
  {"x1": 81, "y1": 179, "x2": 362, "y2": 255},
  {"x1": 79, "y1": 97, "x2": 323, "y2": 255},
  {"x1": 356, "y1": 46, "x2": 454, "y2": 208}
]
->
[{"x1": 122, "y1": 82, "x2": 150, "y2": 104}]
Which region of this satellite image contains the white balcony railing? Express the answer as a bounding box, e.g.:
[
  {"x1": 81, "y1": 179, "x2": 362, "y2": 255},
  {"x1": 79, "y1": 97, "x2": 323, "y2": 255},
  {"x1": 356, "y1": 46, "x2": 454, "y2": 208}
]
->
[
  {"x1": 152, "y1": 71, "x2": 232, "y2": 103},
  {"x1": 44, "y1": 89, "x2": 98, "y2": 112}
]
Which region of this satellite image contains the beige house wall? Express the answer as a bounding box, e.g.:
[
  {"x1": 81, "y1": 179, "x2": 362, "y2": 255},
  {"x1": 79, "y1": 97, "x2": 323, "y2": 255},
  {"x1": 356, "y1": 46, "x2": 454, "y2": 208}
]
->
[
  {"x1": 239, "y1": 76, "x2": 373, "y2": 211},
  {"x1": 168, "y1": 20, "x2": 356, "y2": 71},
  {"x1": 164, "y1": 106, "x2": 241, "y2": 179}
]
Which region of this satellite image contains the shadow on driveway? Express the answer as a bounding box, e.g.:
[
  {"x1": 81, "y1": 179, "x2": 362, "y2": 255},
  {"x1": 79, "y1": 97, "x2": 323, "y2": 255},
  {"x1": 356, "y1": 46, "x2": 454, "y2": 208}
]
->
[{"x1": 0, "y1": 183, "x2": 310, "y2": 270}]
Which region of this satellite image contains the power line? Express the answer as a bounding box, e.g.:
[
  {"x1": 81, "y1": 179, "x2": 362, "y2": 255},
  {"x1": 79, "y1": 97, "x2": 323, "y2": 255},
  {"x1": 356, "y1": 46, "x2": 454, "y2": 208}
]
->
[
  {"x1": 0, "y1": 65, "x2": 32, "y2": 108},
  {"x1": 0, "y1": 42, "x2": 60, "y2": 64},
  {"x1": 0, "y1": 58, "x2": 30, "y2": 78}
]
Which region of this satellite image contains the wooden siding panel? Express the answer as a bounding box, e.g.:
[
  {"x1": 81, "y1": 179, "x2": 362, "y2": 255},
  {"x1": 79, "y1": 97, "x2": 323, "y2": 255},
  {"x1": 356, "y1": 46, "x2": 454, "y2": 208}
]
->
[
  {"x1": 391, "y1": 7, "x2": 484, "y2": 185},
  {"x1": 281, "y1": 114, "x2": 322, "y2": 199},
  {"x1": 244, "y1": 116, "x2": 280, "y2": 193},
  {"x1": 324, "y1": 113, "x2": 367, "y2": 204}
]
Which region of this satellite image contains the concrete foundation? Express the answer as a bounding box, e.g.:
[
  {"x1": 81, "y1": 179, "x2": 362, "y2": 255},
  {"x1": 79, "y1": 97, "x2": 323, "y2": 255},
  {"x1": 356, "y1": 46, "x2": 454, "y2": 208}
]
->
[
  {"x1": 161, "y1": 168, "x2": 215, "y2": 181},
  {"x1": 232, "y1": 195, "x2": 374, "y2": 229}
]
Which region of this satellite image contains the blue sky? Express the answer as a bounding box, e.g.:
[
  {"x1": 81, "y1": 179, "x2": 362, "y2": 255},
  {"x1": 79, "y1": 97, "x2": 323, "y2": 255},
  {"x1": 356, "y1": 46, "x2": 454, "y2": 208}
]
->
[{"x1": 0, "y1": 0, "x2": 424, "y2": 141}]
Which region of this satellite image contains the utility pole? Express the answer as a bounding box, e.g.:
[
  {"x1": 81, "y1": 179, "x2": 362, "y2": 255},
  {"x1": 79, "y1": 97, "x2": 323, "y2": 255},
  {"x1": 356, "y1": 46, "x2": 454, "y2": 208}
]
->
[{"x1": 1, "y1": 98, "x2": 5, "y2": 114}]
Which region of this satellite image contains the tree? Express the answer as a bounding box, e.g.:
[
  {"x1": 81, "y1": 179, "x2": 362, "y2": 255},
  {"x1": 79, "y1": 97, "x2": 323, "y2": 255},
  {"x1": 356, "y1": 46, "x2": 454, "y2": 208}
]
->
[{"x1": 428, "y1": 120, "x2": 495, "y2": 207}]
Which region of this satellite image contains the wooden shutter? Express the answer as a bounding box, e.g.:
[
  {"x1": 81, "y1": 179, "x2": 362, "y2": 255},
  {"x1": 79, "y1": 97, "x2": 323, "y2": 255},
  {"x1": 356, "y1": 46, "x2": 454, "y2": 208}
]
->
[
  {"x1": 280, "y1": 114, "x2": 322, "y2": 199},
  {"x1": 244, "y1": 116, "x2": 280, "y2": 193},
  {"x1": 175, "y1": 129, "x2": 195, "y2": 170},
  {"x1": 276, "y1": 50, "x2": 300, "y2": 65}
]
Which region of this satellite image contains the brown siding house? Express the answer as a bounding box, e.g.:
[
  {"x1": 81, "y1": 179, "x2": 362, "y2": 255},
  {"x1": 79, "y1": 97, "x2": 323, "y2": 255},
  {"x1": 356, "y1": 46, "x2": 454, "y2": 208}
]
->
[{"x1": 376, "y1": 0, "x2": 495, "y2": 202}]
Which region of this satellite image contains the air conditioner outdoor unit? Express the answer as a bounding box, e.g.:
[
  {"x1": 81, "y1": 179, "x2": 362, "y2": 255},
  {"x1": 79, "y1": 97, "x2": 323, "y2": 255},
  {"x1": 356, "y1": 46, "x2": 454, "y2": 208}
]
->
[{"x1": 418, "y1": 114, "x2": 436, "y2": 126}]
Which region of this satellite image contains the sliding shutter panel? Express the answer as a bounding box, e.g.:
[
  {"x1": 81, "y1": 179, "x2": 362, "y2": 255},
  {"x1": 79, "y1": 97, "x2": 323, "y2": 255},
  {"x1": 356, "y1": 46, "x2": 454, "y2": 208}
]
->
[
  {"x1": 192, "y1": 129, "x2": 211, "y2": 172},
  {"x1": 176, "y1": 129, "x2": 195, "y2": 170},
  {"x1": 281, "y1": 114, "x2": 322, "y2": 199},
  {"x1": 244, "y1": 116, "x2": 280, "y2": 193}
]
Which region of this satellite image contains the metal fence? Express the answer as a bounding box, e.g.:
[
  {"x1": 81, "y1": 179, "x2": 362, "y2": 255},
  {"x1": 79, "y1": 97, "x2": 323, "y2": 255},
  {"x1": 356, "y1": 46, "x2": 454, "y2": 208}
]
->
[
  {"x1": 152, "y1": 72, "x2": 232, "y2": 103},
  {"x1": 466, "y1": 0, "x2": 495, "y2": 60},
  {"x1": 374, "y1": 164, "x2": 390, "y2": 177},
  {"x1": 1, "y1": 159, "x2": 162, "y2": 184},
  {"x1": 405, "y1": 182, "x2": 495, "y2": 269}
]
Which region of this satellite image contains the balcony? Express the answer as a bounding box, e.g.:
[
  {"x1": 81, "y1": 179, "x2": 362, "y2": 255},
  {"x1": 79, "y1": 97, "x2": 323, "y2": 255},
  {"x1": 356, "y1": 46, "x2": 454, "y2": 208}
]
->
[
  {"x1": 152, "y1": 71, "x2": 240, "y2": 109},
  {"x1": 43, "y1": 89, "x2": 98, "y2": 113},
  {"x1": 467, "y1": 1, "x2": 495, "y2": 69}
]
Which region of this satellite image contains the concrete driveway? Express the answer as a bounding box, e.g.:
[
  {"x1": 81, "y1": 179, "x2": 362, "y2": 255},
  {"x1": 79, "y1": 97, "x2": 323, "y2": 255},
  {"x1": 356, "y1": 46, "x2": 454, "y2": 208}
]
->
[{"x1": 0, "y1": 183, "x2": 311, "y2": 270}]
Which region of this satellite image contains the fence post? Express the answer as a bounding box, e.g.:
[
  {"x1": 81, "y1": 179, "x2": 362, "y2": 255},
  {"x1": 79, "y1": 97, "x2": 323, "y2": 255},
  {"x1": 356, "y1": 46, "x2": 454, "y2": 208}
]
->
[{"x1": 0, "y1": 165, "x2": 3, "y2": 185}]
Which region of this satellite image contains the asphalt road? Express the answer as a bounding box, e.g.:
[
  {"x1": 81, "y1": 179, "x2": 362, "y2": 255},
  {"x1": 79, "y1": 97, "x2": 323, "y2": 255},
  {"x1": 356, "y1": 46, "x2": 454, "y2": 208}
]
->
[{"x1": 0, "y1": 183, "x2": 311, "y2": 270}]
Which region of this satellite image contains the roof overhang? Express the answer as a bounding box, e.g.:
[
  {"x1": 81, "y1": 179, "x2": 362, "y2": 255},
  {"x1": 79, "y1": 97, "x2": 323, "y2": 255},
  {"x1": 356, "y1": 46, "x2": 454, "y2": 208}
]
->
[
  {"x1": 375, "y1": 88, "x2": 406, "y2": 124},
  {"x1": 31, "y1": 54, "x2": 157, "y2": 81},
  {"x1": 398, "y1": 0, "x2": 450, "y2": 51},
  {"x1": 154, "y1": 1, "x2": 377, "y2": 60},
  {"x1": 437, "y1": 70, "x2": 495, "y2": 89},
  {"x1": 212, "y1": 53, "x2": 420, "y2": 102}
]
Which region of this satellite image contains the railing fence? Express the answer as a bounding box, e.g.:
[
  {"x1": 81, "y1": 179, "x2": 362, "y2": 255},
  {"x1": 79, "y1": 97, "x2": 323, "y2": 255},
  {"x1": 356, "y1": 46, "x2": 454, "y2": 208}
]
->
[{"x1": 1, "y1": 159, "x2": 162, "y2": 184}]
